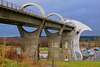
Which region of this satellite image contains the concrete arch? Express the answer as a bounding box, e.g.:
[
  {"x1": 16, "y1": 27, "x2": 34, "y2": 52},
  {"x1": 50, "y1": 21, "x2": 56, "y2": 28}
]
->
[
  {"x1": 20, "y1": 3, "x2": 46, "y2": 17},
  {"x1": 47, "y1": 13, "x2": 64, "y2": 22},
  {"x1": 18, "y1": 3, "x2": 46, "y2": 33},
  {"x1": 64, "y1": 18, "x2": 74, "y2": 25}
]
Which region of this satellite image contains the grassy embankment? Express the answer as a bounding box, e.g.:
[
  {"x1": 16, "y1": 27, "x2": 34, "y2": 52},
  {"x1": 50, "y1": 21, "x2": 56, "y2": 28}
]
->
[
  {"x1": 40, "y1": 61, "x2": 100, "y2": 67},
  {"x1": 0, "y1": 40, "x2": 100, "y2": 67}
]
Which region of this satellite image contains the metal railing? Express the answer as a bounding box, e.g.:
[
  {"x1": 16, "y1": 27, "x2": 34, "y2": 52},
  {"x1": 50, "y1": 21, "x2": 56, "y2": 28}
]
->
[{"x1": 0, "y1": 0, "x2": 63, "y2": 23}]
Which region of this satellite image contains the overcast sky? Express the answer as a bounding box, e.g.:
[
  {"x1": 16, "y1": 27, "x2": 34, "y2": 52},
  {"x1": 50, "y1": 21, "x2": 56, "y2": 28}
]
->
[{"x1": 0, "y1": 0, "x2": 100, "y2": 37}]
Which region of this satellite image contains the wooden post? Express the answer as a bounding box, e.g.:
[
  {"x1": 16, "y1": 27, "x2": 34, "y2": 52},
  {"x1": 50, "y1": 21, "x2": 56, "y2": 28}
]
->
[{"x1": 2, "y1": 36, "x2": 6, "y2": 63}]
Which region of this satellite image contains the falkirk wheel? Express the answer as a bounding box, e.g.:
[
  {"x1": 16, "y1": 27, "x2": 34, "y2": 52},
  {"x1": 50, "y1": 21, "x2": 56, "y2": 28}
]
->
[
  {"x1": 64, "y1": 19, "x2": 92, "y2": 61},
  {"x1": 17, "y1": 3, "x2": 92, "y2": 61}
]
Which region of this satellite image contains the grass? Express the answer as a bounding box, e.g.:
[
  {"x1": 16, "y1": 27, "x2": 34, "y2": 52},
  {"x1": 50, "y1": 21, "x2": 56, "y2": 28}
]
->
[
  {"x1": 0, "y1": 45, "x2": 45, "y2": 67},
  {"x1": 80, "y1": 41, "x2": 100, "y2": 43},
  {"x1": 0, "y1": 54, "x2": 44, "y2": 67},
  {"x1": 39, "y1": 47, "x2": 48, "y2": 51},
  {"x1": 40, "y1": 61, "x2": 100, "y2": 67},
  {"x1": 39, "y1": 47, "x2": 62, "y2": 51},
  {"x1": 0, "y1": 43, "x2": 100, "y2": 67},
  {"x1": 0, "y1": 56, "x2": 44, "y2": 67},
  {"x1": 54, "y1": 62, "x2": 100, "y2": 67},
  {"x1": 0, "y1": 56, "x2": 29, "y2": 67}
]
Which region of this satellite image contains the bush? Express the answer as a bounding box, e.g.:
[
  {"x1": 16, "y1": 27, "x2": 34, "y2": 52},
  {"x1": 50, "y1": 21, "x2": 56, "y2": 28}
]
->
[{"x1": 5, "y1": 49, "x2": 25, "y2": 62}]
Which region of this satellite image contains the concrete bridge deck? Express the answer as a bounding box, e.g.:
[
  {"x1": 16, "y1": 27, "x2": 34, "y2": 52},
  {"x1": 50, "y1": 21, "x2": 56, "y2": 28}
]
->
[{"x1": 0, "y1": 4, "x2": 75, "y2": 31}]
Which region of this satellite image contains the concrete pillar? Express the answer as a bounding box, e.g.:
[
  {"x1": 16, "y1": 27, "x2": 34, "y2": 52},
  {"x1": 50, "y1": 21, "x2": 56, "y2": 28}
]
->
[
  {"x1": 61, "y1": 30, "x2": 75, "y2": 62},
  {"x1": 44, "y1": 25, "x2": 64, "y2": 62},
  {"x1": 17, "y1": 21, "x2": 45, "y2": 60}
]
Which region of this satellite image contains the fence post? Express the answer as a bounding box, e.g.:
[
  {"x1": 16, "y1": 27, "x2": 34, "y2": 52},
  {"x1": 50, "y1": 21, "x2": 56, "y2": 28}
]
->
[
  {"x1": 15, "y1": 4, "x2": 17, "y2": 10},
  {"x1": 2, "y1": 36, "x2": 6, "y2": 63},
  {"x1": 29, "y1": 9, "x2": 30, "y2": 14},
  {"x1": 19, "y1": 6, "x2": 20, "y2": 10},
  {"x1": 32, "y1": 10, "x2": 33, "y2": 15},
  {"x1": 11, "y1": 3, "x2": 13, "y2": 8},
  {"x1": 7, "y1": 1, "x2": 8, "y2": 7},
  {"x1": 26, "y1": 8, "x2": 27, "y2": 12},
  {"x1": 1, "y1": 0, "x2": 3, "y2": 5}
]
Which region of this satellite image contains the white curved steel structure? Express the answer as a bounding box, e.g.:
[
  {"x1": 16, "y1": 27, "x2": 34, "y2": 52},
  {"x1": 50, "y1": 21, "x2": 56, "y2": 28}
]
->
[
  {"x1": 47, "y1": 13, "x2": 64, "y2": 22},
  {"x1": 65, "y1": 20, "x2": 92, "y2": 61},
  {"x1": 20, "y1": 3, "x2": 46, "y2": 17}
]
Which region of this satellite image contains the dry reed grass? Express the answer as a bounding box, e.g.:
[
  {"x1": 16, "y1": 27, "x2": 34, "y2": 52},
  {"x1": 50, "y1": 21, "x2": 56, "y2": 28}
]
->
[{"x1": 0, "y1": 37, "x2": 46, "y2": 67}]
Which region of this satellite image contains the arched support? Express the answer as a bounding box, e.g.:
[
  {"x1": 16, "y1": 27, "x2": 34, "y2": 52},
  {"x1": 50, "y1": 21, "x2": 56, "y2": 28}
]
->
[
  {"x1": 44, "y1": 13, "x2": 64, "y2": 62},
  {"x1": 60, "y1": 19, "x2": 75, "y2": 61},
  {"x1": 64, "y1": 18, "x2": 74, "y2": 25},
  {"x1": 47, "y1": 13, "x2": 64, "y2": 22},
  {"x1": 17, "y1": 3, "x2": 46, "y2": 60},
  {"x1": 20, "y1": 3, "x2": 46, "y2": 17},
  {"x1": 61, "y1": 30, "x2": 75, "y2": 61},
  {"x1": 17, "y1": 22, "x2": 44, "y2": 60},
  {"x1": 44, "y1": 28, "x2": 64, "y2": 62}
]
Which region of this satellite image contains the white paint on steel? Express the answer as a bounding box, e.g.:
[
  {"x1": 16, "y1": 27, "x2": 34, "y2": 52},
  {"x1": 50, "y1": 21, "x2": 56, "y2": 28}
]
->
[
  {"x1": 65, "y1": 20, "x2": 92, "y2": 61},
  {"x1": 20, "y1": 3, "x2": 46, "y2": 17}
]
